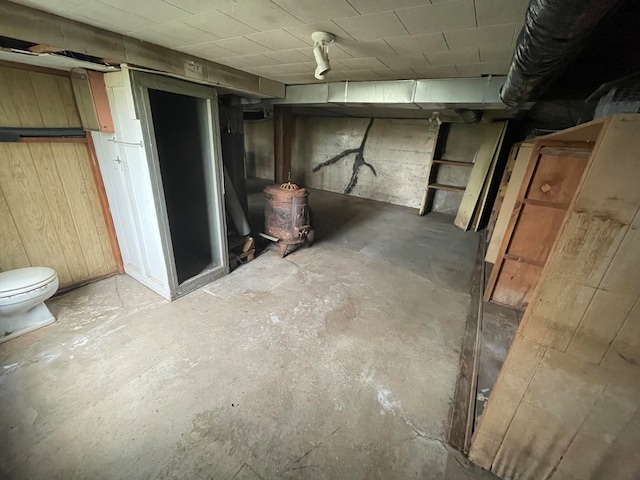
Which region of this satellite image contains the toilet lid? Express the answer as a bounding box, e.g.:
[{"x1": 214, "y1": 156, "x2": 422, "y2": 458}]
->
[{"x1": 0, "y1": 267, "x2": 58, "y2": 296}]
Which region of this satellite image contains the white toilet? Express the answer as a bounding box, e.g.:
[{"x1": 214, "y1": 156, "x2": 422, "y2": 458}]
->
[{"x1": 0, "y1": 267, "x2": 59, "y2": 344}]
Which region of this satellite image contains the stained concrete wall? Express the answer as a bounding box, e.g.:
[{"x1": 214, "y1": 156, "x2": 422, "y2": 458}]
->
[
  {"x1": 469, "y1": 114, "x2": 640, "y2": 480},
  {"x1": 291, "y1": 117, "x2": 438, "y2": 209},
  {"x1": 244, "y1": 119, "x2": 274, "y2": 180}
]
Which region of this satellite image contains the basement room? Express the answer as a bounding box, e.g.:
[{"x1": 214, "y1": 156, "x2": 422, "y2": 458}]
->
[{"x1": 0, "y1": 0, "x2": 639, "y2": 479}]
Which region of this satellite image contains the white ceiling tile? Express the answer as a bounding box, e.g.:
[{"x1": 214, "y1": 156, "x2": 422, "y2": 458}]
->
[
  {"x1": 396, "y1": 0, "x2": 476, "y2": 35},
  {"x1": 13, "y1": 0, "x2": 84, "y2": 12},
  {"x1": 64, "y1": 1, "x2": 157, "y2": 33},
  {"x1": 378, "y1": 54, "x2": 429, "y2": 68},
  {"x1": 337, "y1": 39, "x2": 398, "y2": 57},
  {"x1": 340, "y1": 69, "x2": 382, "y2": 81},
  {"x1": 426, "y1": 48, "x2": 479, "y2": 65},
  {"x1": 455, "y1": 61, "x2": 509, "y2": 76},
  {"x1": 444, "y1": 24, "x2": 515, "y2": 51},
  {"x1": 270, "y1": 72, "x2": 323, "y2": 83},
  {"x1": 132, "y1": 21, "x2": 220, "y2": 48},
  {"x1": 220, "y1": 53, "x2": 280, "y2": 66},
  {"x1": 276, "y1": 63, "x2": 311, "y2": 74},
  {"x1": 475, "y1": 0, "x2": 529, "y2": 27},
  {"x1": 217, "y1": 0, "x2": 303, "y2": 30},
  {"x1": 182, "y1": 10, "x2": 257, "y2": 38},
  {"x1": 98, "y1": 0, "x2": 191, "y2": 23},
  {"x1": 162, "y1": 0, "x2": 236, "y2": 14},
  {"x1": 336, "y1": 57, "x2": 387, "y2": 70},
  {"x1": 244, "y1": 65, "x2": 286, "y2": 76},
  {"x1": 264, "y1": 49, "x2": 311, "y2": 64},
  {"x1": 347, "y1": 0, "x2": 428, "y2": 15},
  {"x1": 479, "y1": 46, "x2": 514, "y2": 63},
  {"x1": 245, "y1": 30, "x2": 308, "y2": 51},
  {"x1": 214, "y1": 37, "x2": 273, "y2": 55},
  {"x1": 285, "y1": 21, "x2": 354, "y2": 44},
  {"x1": 334, "y1": 12, "x2": 409, "y2": 41},
  {"x1": 385, "y1": 32, "x2": 448, "y2": 55},
  {"x1": 323, "y1": 45, "x2": 353, "y2": 60},
  {"x1": 177, "y1": 41, "x2": 235, "y2": 59},
  {"x1": 214, "y1": 56, "x2": 253, "y2": 68},
  {"x1": 374, "y1": 68, "x2": 416, "y2": 80},
  {"x1": 272, "y1": 0, "x2": 358, "y2": 23},
  {"x1": 411, "y1": 65, "x2": 459, "y2": 78},
  {"x1": 513, "y1": 23, "x2": 524, "y2": 44}
]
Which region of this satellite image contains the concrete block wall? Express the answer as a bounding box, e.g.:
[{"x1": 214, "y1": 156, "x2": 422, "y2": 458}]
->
[
  {"x1": 244, "y1": 119, "x2": 274, "y2": 181},
  {"x1": 469, "y1": 114, "x2": 640, "y2": 480},
  {"x1": 291, "y1": 116, "x2": 438, "y2": 209}
]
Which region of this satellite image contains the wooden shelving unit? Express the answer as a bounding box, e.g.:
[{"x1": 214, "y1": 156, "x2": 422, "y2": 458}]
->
[{"x1": 419, "y1": 124, "x2": 474, "y2": 215}]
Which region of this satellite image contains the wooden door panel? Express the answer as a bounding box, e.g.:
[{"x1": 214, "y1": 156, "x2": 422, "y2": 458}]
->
[
  {"x1": 526, "y1": 154, "x2": 588, "y2": 204},
  {"x1": 507, "y1": 204, "x2": 567, "y2": 263},
  {"x1": 485, "y1": 143, "x2": 591, "y2": 309}
]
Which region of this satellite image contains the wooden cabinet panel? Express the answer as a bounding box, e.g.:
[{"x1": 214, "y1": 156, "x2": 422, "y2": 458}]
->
[
  {"x1": 492, "y1": 259, "x2": 543, "y2": 308},
  {"x1": 508, "y1": 204, "x2": 567, "y2": 263},
  {"x1": 526, "y1": 152, "x2": 589, "y2": 205},
  {"x1": 485, "y1": 143, "x2": 590, "y2": 310}
]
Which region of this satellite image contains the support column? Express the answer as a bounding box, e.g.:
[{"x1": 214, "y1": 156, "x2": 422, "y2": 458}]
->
[{"x1": 274, "y1": 106, "x2": 293, "y2": 184}]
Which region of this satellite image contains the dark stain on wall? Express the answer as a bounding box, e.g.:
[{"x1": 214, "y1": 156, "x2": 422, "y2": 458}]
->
[{"x1": 312, "y1": 118, "x2": 377, "y2": 194}]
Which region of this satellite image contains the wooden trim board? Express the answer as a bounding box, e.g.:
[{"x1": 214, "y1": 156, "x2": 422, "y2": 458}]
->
[
  {"x1": 87, "y1": 132, "x2": 123, "y2": 273},
  {"x1": 454, "y1": 122, "x2": 507, "y2": 230},
  {"x1": 485, "y1": 143, "x2": 534, "y2": 263}
]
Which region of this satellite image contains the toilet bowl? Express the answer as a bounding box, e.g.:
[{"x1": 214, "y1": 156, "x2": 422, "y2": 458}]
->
[{"x1": 0, "y1": 267, "x2": 59, "y2": 344}]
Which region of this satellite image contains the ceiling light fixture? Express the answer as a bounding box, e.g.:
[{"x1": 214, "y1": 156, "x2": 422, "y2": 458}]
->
[{"x1": 311, "y1": 31, "x2": 335, "y2": 81}]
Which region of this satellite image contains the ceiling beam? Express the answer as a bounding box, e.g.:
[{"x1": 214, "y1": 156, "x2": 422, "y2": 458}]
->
[{"x1": 0, "y1": 0, "x2": 284, "y2": 98}]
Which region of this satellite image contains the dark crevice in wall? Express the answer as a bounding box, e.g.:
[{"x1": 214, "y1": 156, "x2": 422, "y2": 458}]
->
[{"x1": 312, "y1": 118, "x2": 377, "y2": 194}]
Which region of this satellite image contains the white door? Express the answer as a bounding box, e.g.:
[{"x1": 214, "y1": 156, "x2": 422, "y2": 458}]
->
[{"x1": 91, "y1": 69, "x2": 172, "y2": 298}]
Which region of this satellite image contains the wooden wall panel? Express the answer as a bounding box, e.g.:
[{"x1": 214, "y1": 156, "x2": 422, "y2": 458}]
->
[
  {"x1": 72, "y1": 143, "x2": 116, "y2": 273},
  {"x1": 53, "y1": 143, "x2": 114, "y2": 278},
  {"x1": 0, "y1": 143, "x2": 73, "y2": 285},
  {"x1": 0, "y1": 65, "x2": 81, "y2": 128},
  {"x1": 0, "y1": 64, "x2": 117, "y2": 288},
  {"x1": 28, "y1": 143, "x2": 90, "y2": 283},
  {"x1": 0, "y1": 142, "x2": 117, "y2": 288},
  {"x1": 0, "y1": 189, "x2": 30, "y2": 271}
]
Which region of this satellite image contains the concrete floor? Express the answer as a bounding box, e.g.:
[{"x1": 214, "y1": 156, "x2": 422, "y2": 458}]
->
[{"x1": 1, "y1": 186, "x2": 498, "y2": 479}]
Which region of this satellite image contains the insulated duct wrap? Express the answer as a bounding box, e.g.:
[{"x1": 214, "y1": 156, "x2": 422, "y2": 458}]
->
[{"x1": 501, "y1": 0, "x2": 625, "y2": 107}]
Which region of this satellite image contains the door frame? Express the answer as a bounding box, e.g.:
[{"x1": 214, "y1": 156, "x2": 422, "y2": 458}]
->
[{"x1": 130, "y1": 70, "x2": 229, "y2": 299}]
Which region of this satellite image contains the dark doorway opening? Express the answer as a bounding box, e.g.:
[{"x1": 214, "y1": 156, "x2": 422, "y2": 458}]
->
[{"x1": 148, "y1": 89, "x2": 213, "y2": 284}]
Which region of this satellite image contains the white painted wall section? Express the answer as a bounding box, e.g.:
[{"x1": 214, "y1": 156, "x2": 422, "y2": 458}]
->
[{"x1": 91, "y1": 69, "x2": 171, "y2": 299}]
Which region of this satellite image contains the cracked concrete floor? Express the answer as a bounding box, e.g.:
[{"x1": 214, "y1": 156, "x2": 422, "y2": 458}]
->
[{"x1": 0, "y1": 189, "x2": 497, "y2": 479}]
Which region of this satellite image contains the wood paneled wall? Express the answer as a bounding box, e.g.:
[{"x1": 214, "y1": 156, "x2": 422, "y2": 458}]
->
[
  {"x1": 0, "y1": 142, "x2": 117, "y2": 288},
  {"x1": 0, "y1": 64, "x2": 81, "y2": 128},
  {"x1": 0, "y1": 64, "x2": 118, "y2": 288}
]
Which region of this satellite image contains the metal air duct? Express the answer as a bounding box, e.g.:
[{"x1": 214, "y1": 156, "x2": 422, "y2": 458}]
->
[{"x1": 501, "y1": 0, "x2": 626, "y2": 107}]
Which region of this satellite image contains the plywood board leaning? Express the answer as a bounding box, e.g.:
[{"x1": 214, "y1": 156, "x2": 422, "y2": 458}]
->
[
  {"x1": 454, "y1": 122, "x2": 506, "y2": 230},
  {"x1": 485, "y1": 143, "x2": 533, "y2": 263},
  {"x1": 471, "y1": 122, "x2": 508, "y2": 232}
]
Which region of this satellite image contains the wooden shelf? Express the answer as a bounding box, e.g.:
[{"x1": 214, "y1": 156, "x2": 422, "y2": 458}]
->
[
  {"x1": 428, "y1": 183, "x2": 466, "y2": 192},
  {"x1": 432, "y1": 159, "x2": 474, "y2": 167}
]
